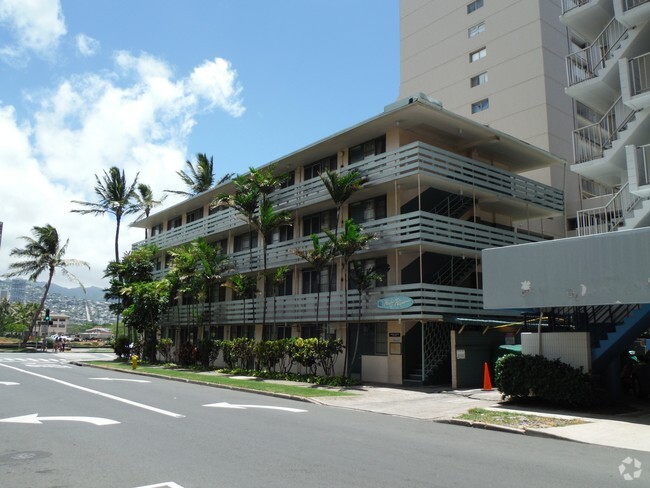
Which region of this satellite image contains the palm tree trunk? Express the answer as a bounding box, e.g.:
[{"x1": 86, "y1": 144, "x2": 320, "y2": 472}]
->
[{"x1": 26, "y1": 269, "x2": 54, "y2": 346}]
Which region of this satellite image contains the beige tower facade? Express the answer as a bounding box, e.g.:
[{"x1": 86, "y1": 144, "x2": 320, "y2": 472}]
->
[{"x1": 400, "y1": 0, "x2": 580, "y2": 236}]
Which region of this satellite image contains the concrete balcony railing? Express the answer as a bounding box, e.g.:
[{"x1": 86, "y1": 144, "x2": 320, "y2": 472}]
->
[
  {"x1": 152, "y1": 211, "x2": 547, "y2": 278},
  {"x1": 137, "y1": 142, "x2": 563, "y2": 252},
  {"x1": 562, "y1": 0, "x2": 591, "y2": 15},
  {"x1": 572, "y1": 96, "x2": 637, "y2": 164},
  {"x1": 158, "y1": 282, "x2": 503, "y2": 328},
  {"x1": 566, "y1": 17, "x2": 628, "y2": 87},
  {"x1": 629, "y1": 52, "x2": 650, "y2": 97},
  {"x1": 624, "y1": 0, "x2": 650, "y2": 11}
]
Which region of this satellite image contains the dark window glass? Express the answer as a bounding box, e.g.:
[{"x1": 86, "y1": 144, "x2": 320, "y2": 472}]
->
[
  {"x1": 349, "y1": 136, "x2": 386, "y2": 164},
  {"x1": 304, "y1": 155, "x2": 337, "y2": 180},
  {"x1": 349, "y1": 195, "x2": 387, "y2": 224}
]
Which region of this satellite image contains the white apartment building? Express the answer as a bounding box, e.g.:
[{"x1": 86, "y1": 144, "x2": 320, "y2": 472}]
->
[
  {"x1": 562, "y1": 0, "x2": 650, "y2": 232},
  {"x1": 134, "y1": 95, "x2": 564, "y2": 386},
  {"x1": 400, "y1": 0, "x2": 580, "y2": 235},
  {"x1": 482, "y1": 0, "x2": 650, "y2": 393}
]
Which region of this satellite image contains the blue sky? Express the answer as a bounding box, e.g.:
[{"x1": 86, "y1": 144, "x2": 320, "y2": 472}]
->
[{"x1": 0, "y1": 0, "x2": 399, "y2": 288}]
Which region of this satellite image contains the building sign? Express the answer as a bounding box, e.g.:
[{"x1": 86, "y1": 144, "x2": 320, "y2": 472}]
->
[{"x1": 377, "y1": 296, "x2": 414, "y2": 310}]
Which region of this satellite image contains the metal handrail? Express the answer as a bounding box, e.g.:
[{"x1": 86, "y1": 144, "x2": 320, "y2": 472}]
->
[
  {"x1": 629, "y1": 53, "x2": 650, "y2": 96},
  {"x1": 572, "y1": 96, "x2": 637, "y2": 164},
  {"x1": 566, "y1": 17, "x2": 628, "y2": 86},
  {"x1": 624, "y1": 0, "x2": 650, "y2": 12},
  {"x1": 576, "y1": 182, "x2": 641, "y2": 235},
  {"x1": 561, "y1": 0, "x2": 590, "y2": 14},
  {"x1": 637, "y1": 145, "x2": 650, "y2": 186}
]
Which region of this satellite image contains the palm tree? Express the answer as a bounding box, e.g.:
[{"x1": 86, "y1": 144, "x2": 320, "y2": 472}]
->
[
  {"x1": 320, "y1": 168, "x2": 367, "y2": 326},
  {"x1": 348, "y1": 260, "x2": 388, "y2": 377},
  {"x1": 133, "y1": 183, "x2": 167, "y2": 239},
  {"x1": 291, "y1": 234, "x2": 333, "y2": 337},
  {"x1": 166, "y1": 153, "x2": 216, "y2": 197},
  {"x1": 71, "y1": 166, "x2": 139, "y2": 263},
  {"x1": 320, "y1": 169, "x2": 367, "y2": 230},
  {"x1": 191, "y1": 238, "x2": 232, "y2": 335},
  {"x1": 325, "y1": 219, "x2": 376, "y2": 375},
  {"x1": 267, "y1": 266, "x2": 290, "y2": 338},
  {"x1": 5, "y1": 225, "x2": 89, "y2": 345},
  {"x1": 254, "y1": 199, "x2": 292, "y2": 336},
  {"x1": 223, "y1": 273, "x2": 257, "y2": 338}
]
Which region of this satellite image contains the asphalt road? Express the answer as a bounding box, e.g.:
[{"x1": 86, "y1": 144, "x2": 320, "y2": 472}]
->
[{"x1": 0, "y1": 353, "x2": 645, "y2": 488}]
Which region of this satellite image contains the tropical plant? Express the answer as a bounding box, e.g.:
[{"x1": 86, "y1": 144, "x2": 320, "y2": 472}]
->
[
  {"x1": 267, "y1": 266, "x2": 290, "y2": 339},
  {"x1": 190, "y1": 238, "x2": 232, "y2": 328},
  {"x1": 4, "y1": 225, "x2": 89, "y2": 345},
  {"x1": 291, "y1": 234, "x2": 333, "y2": 337},
  {"x1": 347, "y1": 260, "x2": 388, "y2": 377},
  {"x1": 121, "y1": 279, "x2": 171, "y2": 361},
  {"x1": 223, "y1": 273, "x2": 258, "y2": 335},
  {"x1": 319, "y1": 168, "x2": 367, "y2": 327},
  {"x1": 133, "y1": 183, "x2": 166, "y2": 239},
  {"x1": 166, "y1": 153, "x2": 216, "y2": 197},
  {"x1": 71, "y1": 166, "x2": 139, "y2": 263},
  {"x1": 104, "y1": 245, "x2": 160, "y2": 341}
]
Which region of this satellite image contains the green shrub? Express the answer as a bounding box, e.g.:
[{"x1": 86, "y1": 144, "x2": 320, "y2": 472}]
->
[
  {"x1": 157, "y1": 338, "x2": 173, "y2": 363},
  {"x1": 495, "y1": 354, "x2": 602, "y2": 408},
  {"x1": 113, "y1": 336, "x2": 131, "y2": 359},
  {"x1": 178, "y1": 342, "x2": 198, "y2": 367}
]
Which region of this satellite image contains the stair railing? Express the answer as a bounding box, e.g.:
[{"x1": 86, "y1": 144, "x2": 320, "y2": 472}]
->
[
  {"x1": 429, "y1": 194, "x2": 472, "y2": 219},
  {"x1": 572, "y1": 96, "x2": 637, "y2": 164},
  {"x1": 431, "y1": 257, "x2": 474, "y2": 287},
  {"x1": 576, "y1": 182, "x2": 641, "y2": 235},
  {"x1": 562, "y1": 0, "x2": 590, "y2": 14},
  {"x1": 566, "y1": 17, "x2": 628, "y2": 86},
  {"x1": 624, "y1": 0, "x2": 650, "y2": 12}
]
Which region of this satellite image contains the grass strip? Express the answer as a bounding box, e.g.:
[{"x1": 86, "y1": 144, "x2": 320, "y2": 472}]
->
[
  {"x1": 457, "y1": 408, "x2": 586, "y2": 429},
  {"x1": 85, "y1": 361, "x2": 353, "y2": 398}
]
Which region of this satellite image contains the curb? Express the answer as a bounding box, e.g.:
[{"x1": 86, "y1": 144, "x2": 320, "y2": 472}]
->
[
  {"x1": 70, "y1": 361, "x2": 320, "y2": 405},
  {"x1": 440, "y1": 418, "x2": 525, "y2": 435}
]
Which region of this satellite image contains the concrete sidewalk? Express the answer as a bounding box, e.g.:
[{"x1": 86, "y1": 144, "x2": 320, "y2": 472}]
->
[{"x1": 311, "y1": 385, "x2": 650, "y2": 452}]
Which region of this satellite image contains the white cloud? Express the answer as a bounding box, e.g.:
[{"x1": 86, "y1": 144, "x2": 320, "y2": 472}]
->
[
  {"x1": 0, "y1": 0, "x2": 66, "y2": 62},
  {"x1": 75, "y1": 33, "x2": 99, "y2": 57},
  {"x1": 187, "y1": 57, "x2": 245, "y2": 117},
  {"x1": 0, "y1": 51, "x2": 245, "y2": 288}
]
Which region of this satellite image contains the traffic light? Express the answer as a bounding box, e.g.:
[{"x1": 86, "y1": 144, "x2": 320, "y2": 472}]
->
[{"x1": 44, "y1": 308, "x2": 50, "y2": 321}]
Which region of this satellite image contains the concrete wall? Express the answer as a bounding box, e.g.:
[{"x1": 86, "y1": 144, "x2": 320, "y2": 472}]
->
[
  {"x1": 482, "y1": 226, "x2": 650, "y2": 309},
  {"x1": 521, "y1": 332, "x2": 591, "y2": 371},
  {"x1": 451, "y1": 329, "x2": 509, "y2": 388}
]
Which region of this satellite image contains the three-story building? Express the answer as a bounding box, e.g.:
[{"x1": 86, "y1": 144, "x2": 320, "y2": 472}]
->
[{"x1": 133, "y1": 94, "x2": 564, "y2": 385}]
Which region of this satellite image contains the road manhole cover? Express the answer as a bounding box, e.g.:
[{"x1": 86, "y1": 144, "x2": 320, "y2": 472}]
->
[{"x1": 0, "y1": 451, "x2": 51, "y2": 464}]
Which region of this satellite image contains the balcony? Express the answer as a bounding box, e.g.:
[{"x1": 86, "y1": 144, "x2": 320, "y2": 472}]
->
[
  {"x1": 157, "y1": 283, "x2": 513, "y2": 328},
  {"x1": 627, "y1": 144, "x2": 650, "y2": 198},
  {"x1": 137, "y1": 142, "x2": 564, "y2": 252},
  {"x1": 616, "y1": 0, "x2": 650, "y2": 28},
  {"x1": 151, "y1": 211, "x2": 548, "y2": 278},
  {"x1": 621, "y1": 53, "x2": 650, "y2": 109},
  {"x1": 560, "y1": 0, "x2": 615, "y2": 41},
  {"x1": 566, "y1": 17, "x2": 629, "y2": 111}
]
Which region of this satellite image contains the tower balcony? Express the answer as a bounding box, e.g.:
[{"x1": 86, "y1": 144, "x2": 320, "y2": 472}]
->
[
  {"x1": 615, "y1": 0, "x2": 650, "y2": 29},
  {"x1": 561, "y1": 0, "x2": 614, "y2": 41}
]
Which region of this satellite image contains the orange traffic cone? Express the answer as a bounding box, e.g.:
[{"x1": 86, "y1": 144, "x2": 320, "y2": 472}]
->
[{"x1": 482, "y1": 362, "x2": 493, "y2": 391}]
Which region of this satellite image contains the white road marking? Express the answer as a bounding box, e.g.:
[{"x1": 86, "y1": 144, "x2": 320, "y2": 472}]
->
[
  {"x1": 203, "y1": 402, "x2": 307, "y2": 413},
  {"x1": 0, "y1": 414, "x2": 119, "y2": 426},
  {"x1": 0, "y1": 363, "x2": 185, "y2": 419},
  {"x1": 89, "y1": 377, "x2": 151, "y2": 383},
  {"x1": 0, "y1": 381, "x2": 19, "y2": 386},
  {"x1": 134, "y1": 483, "x2": 184, "y2": 488},
  {"x1": 26, "y1": 364, "x2": 71, "y2": 368}
]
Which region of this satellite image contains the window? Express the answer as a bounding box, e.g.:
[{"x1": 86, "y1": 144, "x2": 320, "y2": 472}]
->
[
  {"x1": 349, "y1": 257, "x2": 389, "y2": 290},
  {"x1": 302, "y1": 266, "x2": 336, "y2": 294},
  {"x1": 275, "y1": 272, "x2": 293, "y2": 297},
  {"x1": 186, "y1": 207, "x2": 204, "y2": 224},
  {"x1": 349, "y1": 195, "x2": 387, "y2": 224},
  {"x1": 276, "y1": 325, "x2": 292, "y2": 339},
  {"x1": 151, "y1": 223, "x2": 163, "y2": 237},
  {"x1": 467, "y1": 0, "x2": 484, "y2": 14},
  {"x1": 469, "y1": 47, "x2": 486, "y2": 63},
  {"x1": 471, "y1": 98, "x2": 490, "y2": 113},
  {"x1": 304, "y1": 155, "x2": 337, "y2": 180},
  {"x1": 167, "y1": 216, "x2": 182, "y2": 231},
  {"x1": 468, "y1": 21, "x2": 485, "y2": 38},
  {"x1": 234, "y1": 232, "x2": 258, "y2": 252},
  {"x1": 279, "y1": 171, "x2": 295, "y2": 188},
  {"x1": 303, "y1": 210, "x2": 336, "y2": 236},
  {"x1": 349, "y1": 136, "x2": 386, "y2": 164},
  {"x1": 271, "y1": 224, "x2": 294, "y2": 244},
  {"x1": 301, "y1": 325, "x2": 320, "y2": 339},
  {"x1": 470, "y1": 72, "x2": 488, "y2": 87}
]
